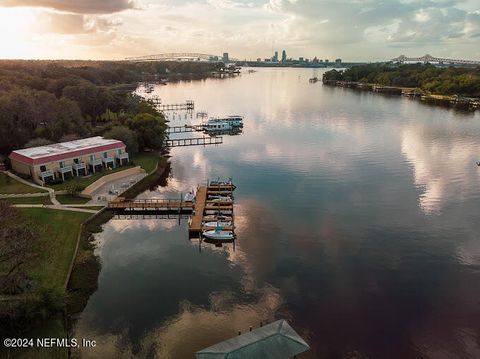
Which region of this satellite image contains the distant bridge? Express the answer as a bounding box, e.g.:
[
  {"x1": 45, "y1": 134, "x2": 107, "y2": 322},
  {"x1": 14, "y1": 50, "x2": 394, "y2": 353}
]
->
[
  {"x1": 125, "y1": 53, "x2": 224, "y2": 62},
  {"x1": 392, "y1": 54, "x2": 480, "y2": 66}
]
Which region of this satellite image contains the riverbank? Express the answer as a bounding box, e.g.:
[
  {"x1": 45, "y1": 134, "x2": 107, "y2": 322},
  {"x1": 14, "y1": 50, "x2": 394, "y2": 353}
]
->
[
  {"x1": 322, "y1": 79, "x2": 480, "y2": 110},
  {"x1": 322, "y1": 63, "x2": 480, "y2": 110}
]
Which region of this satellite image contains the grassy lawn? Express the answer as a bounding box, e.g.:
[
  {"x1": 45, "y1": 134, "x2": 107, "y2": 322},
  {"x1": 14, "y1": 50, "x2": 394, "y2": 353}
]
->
[
  {"x1": 4, "y1": 196, "x2": 52, "y2": 205},
  {"x1": 71, "y1": 205, "x2": 104, "y2": 210},
  {"x1": 48, "y1": 165, "x2": 133, "y2": 191},
  {"x1": 0, "y1": 173, "x2": 46, "y2": 194},
  {"x1": 19, "y1": 208, "x2": 91, "y2": 290},
  {"x1": 56, "y1": 194, "x2": 90, "y2": 204},
  {"x1": 131, "y1": 152, "x2": 160, "y2": 173}
]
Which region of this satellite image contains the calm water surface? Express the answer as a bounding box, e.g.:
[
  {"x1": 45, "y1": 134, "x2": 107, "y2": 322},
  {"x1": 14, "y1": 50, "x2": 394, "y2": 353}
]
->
[{"x1": 73, "y1": 68, "x2": 480, "y2": 358}]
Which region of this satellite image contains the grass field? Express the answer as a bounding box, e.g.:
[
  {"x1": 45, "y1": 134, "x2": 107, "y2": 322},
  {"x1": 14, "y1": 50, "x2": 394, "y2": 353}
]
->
[
  {"x1": 19, "y1": 208, "x2": 91, "y2": 290},
  {"x1": 131, "y1": 152, "x2": 160, "y2": 173},
  {"x1": 4, "y1": 196, "x2": 52, "y2": 205},
  {"x1": 0, "y1": 173, "x2": 46, "y2": 194},
  {"x1": 56, "y1": 194, "x2": 90, "y2": 204}
]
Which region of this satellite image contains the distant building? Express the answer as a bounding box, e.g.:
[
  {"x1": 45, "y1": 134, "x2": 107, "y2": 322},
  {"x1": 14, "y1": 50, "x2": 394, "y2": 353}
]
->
[
  {"x1": 222, "y1": 52, "x2": 229, "y2": 62},
  {"x1": 9, "y1": 136, "x2": 129, "y2": 185},
  {"x1": 256, "y1": 58, "x2": 261, "y2": 62},
  {"x1": 335, "y1": 58, "x2": 342, "y2": 64},
  {"x1": 299, "y1": 57, "x2": 304, "y2": 62},
  {"x1": 281, "y1": 50, "x2": 287, "y2": 62},
  {"x1": 325, "y1": 59, "x2": 329, "y2": 63},
  {"x1": 273, "y1": 51, "x2": 279, "y2": 62},
  {"x1": 312, "y1": 57, "x2": 319, "y2": 63}
]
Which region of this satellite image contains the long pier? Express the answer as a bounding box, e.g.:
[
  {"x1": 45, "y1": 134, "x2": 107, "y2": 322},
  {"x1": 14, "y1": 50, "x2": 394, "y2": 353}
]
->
[
  {"x1": 154, "y1": 100, "x2": 194, "y2": 112},
  {"x1": 165, "y1": 136, "x2": 223, "y2": 147},
  {"x1": 166, "y1": 125, "x2": 204, "y2": 134}
]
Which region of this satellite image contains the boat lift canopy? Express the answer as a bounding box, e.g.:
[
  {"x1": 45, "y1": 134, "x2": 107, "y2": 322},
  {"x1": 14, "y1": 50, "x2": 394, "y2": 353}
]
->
[{"x1": 195, "y1": 319, "x2": 310, "y2": 359}]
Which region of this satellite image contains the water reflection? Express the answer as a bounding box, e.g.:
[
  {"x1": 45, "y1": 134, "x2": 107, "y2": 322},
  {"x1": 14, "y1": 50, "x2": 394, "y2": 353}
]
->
[{"x1": 73, "y1": 68, "x2": 480, "y2": 358}]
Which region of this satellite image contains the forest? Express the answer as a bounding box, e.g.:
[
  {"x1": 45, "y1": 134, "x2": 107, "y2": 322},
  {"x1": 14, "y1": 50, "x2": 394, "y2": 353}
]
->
[
  {"x1": 323, "y1": 63, "x2": 480, "y2": 97},
  {"x1": 0, "y1": 60, "x2": 223, "y2": 155}
]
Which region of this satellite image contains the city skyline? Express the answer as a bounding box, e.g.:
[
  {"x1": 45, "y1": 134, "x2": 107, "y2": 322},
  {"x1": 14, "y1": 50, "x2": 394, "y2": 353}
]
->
[{"x1": 0, "y1": 0, "x2": 479, "y2": 61}]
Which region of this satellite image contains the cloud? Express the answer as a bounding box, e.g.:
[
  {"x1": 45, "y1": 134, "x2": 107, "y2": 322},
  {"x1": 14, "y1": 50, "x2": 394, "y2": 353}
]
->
[{"x1": 0, "y1": 0, "x2": 137, "y2": 14}]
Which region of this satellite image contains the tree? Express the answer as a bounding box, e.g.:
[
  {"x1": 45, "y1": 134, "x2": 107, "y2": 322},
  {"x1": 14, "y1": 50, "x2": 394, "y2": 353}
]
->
[
  {"x1": 24, "y1": 138, "x2": 52, "y2": 148},
  {"x1": 126, "y1": 113, "x2": 166, "y2": 151},
  {"x1": 0, "y1": 201, "x2": 37, "y2": 294},
  {"x1": 104, "y1": 125, "x2": 139, "y2": 155}
]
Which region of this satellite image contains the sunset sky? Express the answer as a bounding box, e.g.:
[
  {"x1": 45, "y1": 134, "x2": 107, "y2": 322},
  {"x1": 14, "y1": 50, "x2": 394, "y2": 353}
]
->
[{"x1": 0, "y1": 0, "x2": 479, "y2": 61}]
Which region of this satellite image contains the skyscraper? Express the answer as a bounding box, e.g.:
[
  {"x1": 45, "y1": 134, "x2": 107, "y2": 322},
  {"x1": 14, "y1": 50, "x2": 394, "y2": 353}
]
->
[
  {"x1": 222, "y1": 52, "x2": 229, "y2": 62},
  {"x1": 281, "y1": 50, "x2": 287, "y2": 62},
  {"x1": 273, "y1": 51, "x2": 279, "y2": 62}
]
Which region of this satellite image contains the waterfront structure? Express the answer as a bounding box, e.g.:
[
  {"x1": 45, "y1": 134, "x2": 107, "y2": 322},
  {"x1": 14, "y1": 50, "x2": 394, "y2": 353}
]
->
[
  {"x1": 195, "y1": 319, "x2": 310, "y2": 359},
  {"x1": 9, "y1": 136, "x2": 129, "y2": 185}
]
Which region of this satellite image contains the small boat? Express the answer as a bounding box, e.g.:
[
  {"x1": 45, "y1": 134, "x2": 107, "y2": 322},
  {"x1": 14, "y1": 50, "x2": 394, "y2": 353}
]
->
[
  {"x1": 208, "y1": 194, "x2": 232, "y2": 199},
  {"x1": 209, "y1": 177, "x2": 235, "y2": 187},
  {"x1": 184, "y1": 192, "x2": 195, "y2": 202},
  {"x1": 204, "y1": 221, "x2": 232, "y2": 227},
  {"x1": 207, "y1": 196, "x2": 233, "y2": 203},
  {"x1": 205, "y1": 209, "x2": 232, "y2": 215},
  {"x1": 477, "y1": 161, "x2": 480, "y2": 166},
  {"x1": 203, "y1": 214, "x2": 232, "y2": 221},
  {"x1": 202, "y1": 228, "x2": 235, "y2": 241}
]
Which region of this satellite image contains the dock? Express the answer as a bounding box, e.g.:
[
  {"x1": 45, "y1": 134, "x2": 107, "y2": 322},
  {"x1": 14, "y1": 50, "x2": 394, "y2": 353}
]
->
[
  {"x1": 107, "y1": 179, "x2": 237, "y2": 239},
  {"x1": 166, "y1": 125, "x2": 204, "y2": 134},
  {"x1": 153, "y1": 100, "x2": 194, "y2": 112},
  {"x1": 165, "y1": 136, "x2": 223, "y2": 147}
]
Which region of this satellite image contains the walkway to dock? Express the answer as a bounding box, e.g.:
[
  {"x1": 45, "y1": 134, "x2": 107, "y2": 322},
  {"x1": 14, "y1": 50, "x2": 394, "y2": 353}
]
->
[{"x1": 166, "y1": 125, "x2": 204, "y2": 134}]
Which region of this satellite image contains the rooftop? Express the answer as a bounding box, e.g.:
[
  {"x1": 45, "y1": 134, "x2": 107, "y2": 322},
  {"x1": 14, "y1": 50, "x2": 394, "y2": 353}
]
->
[
  {"x1": 9, "y1": 136, "x2": 125, "y2": 165},
  {"x1": 196, "y1": 319, "x2": 310, "y2": 359}
]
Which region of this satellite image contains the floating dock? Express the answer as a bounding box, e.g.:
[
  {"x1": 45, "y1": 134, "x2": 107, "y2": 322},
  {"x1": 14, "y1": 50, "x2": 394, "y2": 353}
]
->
[
  {"x1": 153, "y1": 100, "x2": 194, "y2": 112},
  {"x1": 166, "y1": 125, "x2": 204, "y2": 134}
]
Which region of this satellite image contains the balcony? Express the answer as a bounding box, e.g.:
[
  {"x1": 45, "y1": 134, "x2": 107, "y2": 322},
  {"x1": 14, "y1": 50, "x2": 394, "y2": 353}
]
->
[
  {"x1": 102, "y1": 156, "x2": 114, "y2": 168},
  {"x1": 73, "y1": 162, "x2": 86, "y2": 171},
  {"x1": 59, "y1": 165, "x2": 72, "y2": 174},
  {"x1": 117, "y1": 153, "x2": 129, "y2": 161},
  {"x1": 90, "y1": 158, "x2": 102, "y2": 167},
  {"x1": 40, "y1": 169, "x2": 53, "y2": 179}
]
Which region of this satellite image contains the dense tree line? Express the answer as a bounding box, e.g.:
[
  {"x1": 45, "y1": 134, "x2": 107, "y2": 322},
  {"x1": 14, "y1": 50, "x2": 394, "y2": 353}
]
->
[
  {"x1": 323, "y1": 63, "x2": 480, "y2": 96},
  {"x1": 0, "y1": 60, "x2": 223, "y2": 155}
]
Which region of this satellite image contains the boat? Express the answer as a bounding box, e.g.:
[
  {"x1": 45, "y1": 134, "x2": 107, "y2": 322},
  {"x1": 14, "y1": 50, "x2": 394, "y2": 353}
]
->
[
  {"x1": 209, "y1": 177, "x2": 235, "y2": 187},
  {"x1": 184, "y1": 191, "x2": 195, "y2": 202},
  {"x1": 205, "y1": 209, "x2": 232, "y2": 215},
  {"x1": 204, "y1": 221, "x2": 232, "y2": 228},
  {"x1": 207, "y1": 115, "x2": 243, "y2": 128},
  {"x1": 203, "y1": 121, "x2": 232, "y2": 132},
  {"x1": 477, "y1": 161, "x2": 480, "y2": 166},
  {"x1": 203, "y1": 214, "x2": 232, "y2": 221},
  {"x1": 207, "y1": 196, "x2": 233, "y2": 203},
  {"x1": 202, "y1": 228, "x2": 235, "y2": 241},
  {"x1": 208, "y1": 194, "x2": 233, "y2": 200}
]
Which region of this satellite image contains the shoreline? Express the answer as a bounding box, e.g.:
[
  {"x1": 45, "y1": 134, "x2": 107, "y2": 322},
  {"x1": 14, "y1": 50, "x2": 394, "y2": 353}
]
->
[{"x1": 322, "y1": 80, "x2": 480, "y2": 111}]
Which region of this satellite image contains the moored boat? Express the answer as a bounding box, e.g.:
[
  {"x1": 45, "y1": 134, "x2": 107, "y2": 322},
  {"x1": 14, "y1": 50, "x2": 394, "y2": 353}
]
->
[
  {"x1": 202, "y1": 228, "x2": 235, "y2": 241},
  {"x1": 203, "y1": 221, "x2": 232, "y2": 227}
]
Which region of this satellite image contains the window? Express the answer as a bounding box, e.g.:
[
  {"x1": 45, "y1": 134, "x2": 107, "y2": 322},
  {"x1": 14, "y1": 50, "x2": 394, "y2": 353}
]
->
[
  {"x1": 59, "y1": 161, "x2": 65, "y2": 168},
  {"x1": 40, "y1": 165, "x2": 47, "y2": 172},
  {"x1": 74, "y1": 158, "x2": 79, "y2": 164},
  {"x1": 90, "y1": 154, "x2": 95, "y2": 161},
  {"x1": 103, "y1": 152, "x2": 108, "y2": 158},
  {"x1": 117, "y1": 149, "x2": 122, "y2": 155}
]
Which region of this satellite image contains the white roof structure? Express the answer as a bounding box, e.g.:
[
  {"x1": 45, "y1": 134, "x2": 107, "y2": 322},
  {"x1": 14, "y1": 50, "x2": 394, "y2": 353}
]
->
[
  {"x1": 9, "y1": 136, "x2": 125, "y2": 165},
  {"x1": 196, "y1": 320, "x2": 310, "y2": 359}
]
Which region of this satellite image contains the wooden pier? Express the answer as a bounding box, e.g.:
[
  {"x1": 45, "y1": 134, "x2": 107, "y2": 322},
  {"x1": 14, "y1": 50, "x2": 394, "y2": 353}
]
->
[
  {"x1": 165, "y1": 136, "x2": 223, "y2": 147},
  {"x1": 166, "y1": 125, "x2": 204, "y2": 134},
  {"x1": 154, "y1": 100, "x2": 194, "y2": 112},
  {"x1": 107, "y1": 180, "x2": 237, "y2": 239}
]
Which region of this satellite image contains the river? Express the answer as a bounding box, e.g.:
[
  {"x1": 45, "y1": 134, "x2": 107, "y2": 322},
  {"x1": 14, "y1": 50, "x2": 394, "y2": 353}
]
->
[{"x1": 73, "y1": 68, "x2": 480, "y2": 358}]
